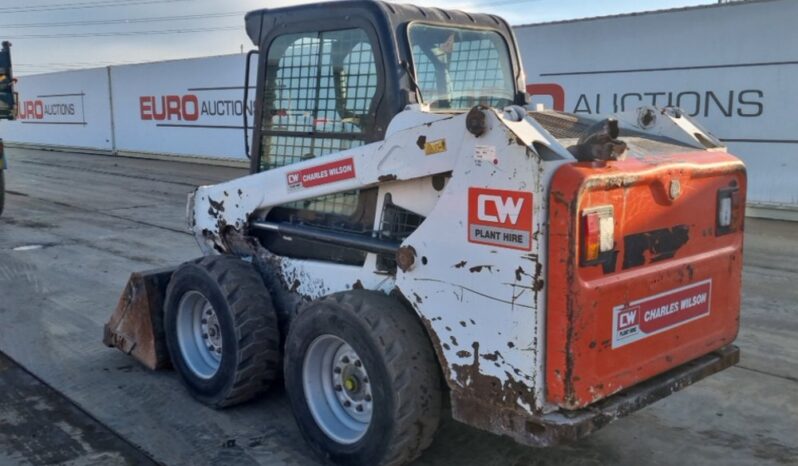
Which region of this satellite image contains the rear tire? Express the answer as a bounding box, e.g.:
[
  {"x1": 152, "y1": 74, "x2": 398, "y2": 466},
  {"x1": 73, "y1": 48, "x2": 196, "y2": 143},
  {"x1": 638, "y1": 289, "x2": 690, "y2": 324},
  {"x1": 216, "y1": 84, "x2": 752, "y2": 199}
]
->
[
  {"x1": 284, "y1": 290, "x2": 442, "y2": 466},
  {"x1": 164, "y1": 255, "x2": 280, "y2": 408}
]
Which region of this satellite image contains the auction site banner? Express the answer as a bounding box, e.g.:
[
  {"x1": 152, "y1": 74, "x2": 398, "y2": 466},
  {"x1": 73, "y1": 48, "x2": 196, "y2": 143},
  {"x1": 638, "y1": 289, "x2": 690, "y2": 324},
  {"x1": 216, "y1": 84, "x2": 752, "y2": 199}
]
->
[
  {"x1": 0, "y1": 68, "x2": 113, "y2": 150},
  {"x1": 110, "y1": 54, "x2": 254, "y2": 160},
  {"x1": 516, "y1": 0, "x2": 798, "y2": 209},
  {"x1": 1, "y1": 0, "x2": 795, "y2": 211}
]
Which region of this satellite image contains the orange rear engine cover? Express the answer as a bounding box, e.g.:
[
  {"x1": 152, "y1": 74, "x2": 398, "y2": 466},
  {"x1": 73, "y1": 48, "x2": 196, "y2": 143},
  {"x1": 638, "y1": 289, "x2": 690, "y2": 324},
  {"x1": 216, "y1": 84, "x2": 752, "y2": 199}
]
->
[{"x1": 547, "y1": 151, "x2": 746, "y2": 409}]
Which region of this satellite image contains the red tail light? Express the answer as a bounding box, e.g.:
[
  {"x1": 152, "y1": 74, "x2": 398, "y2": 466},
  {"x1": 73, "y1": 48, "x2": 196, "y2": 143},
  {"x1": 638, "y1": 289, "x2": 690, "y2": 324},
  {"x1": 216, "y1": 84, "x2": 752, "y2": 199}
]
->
[{"x1": 581, "y1": 206, "x2": 614, "y2": 264}]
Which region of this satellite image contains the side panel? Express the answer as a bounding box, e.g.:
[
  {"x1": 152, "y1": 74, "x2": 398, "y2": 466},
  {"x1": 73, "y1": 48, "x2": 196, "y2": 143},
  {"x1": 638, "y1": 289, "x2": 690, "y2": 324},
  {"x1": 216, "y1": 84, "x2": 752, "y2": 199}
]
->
[
  {"x1": 193, "y1": 108, "x2": 573, "y2": 415},
  {"x1": 547, "y1": 152, "x2": 746, "y2": 409}
]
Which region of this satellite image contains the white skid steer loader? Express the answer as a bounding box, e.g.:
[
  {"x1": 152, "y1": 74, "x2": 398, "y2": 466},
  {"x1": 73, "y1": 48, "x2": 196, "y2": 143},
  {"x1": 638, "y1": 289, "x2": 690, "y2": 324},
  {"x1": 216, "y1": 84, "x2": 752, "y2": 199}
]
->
[{"x1": 104, "y1": 2, "x2": 746, "y2": 465}]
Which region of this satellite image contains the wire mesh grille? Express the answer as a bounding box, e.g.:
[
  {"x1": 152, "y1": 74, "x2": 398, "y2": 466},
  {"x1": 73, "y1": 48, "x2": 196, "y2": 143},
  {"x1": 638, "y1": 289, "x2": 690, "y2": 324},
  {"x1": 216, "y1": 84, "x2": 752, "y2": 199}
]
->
[
  {"x1": 377, "y1": 197, "x2": 425, "y2": 271},
  {"x1": 261, "y1": 28, "x2": 377, "y2": 170},
  {"x1": 261, "y1": 135, "x2": 364, "y2": 167},
  {"x1": 287, "y1": 190, "x2": 361, "y2": 217},
  {"x1": 410, "y1": 25, "x2": 514, "y2": 110},
  {"x1": 259, "y1": 28, "x2": 378, "y2": 216},
  {"x1": 528, "y1": 111, "x2": 591, "y2": 140}
]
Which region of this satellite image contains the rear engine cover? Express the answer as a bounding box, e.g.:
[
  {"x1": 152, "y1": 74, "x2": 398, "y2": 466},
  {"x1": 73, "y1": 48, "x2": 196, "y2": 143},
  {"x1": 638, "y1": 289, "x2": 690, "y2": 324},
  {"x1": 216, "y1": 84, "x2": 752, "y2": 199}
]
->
[{"x1": 546, "y1": 152, "x2": 746, "y2": 409}]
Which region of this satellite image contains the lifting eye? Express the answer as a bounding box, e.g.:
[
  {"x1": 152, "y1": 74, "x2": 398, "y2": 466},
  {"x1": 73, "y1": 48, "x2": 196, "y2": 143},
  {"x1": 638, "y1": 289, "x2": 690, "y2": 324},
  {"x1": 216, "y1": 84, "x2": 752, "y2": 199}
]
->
[{"x1": 466, "y1": 106, "x2": 487, "y2": 137}]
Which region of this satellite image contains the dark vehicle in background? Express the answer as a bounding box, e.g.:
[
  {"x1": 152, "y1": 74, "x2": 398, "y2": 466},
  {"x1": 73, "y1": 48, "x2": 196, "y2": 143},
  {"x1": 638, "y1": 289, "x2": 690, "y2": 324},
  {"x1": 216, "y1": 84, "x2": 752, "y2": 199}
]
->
[{"x1": 0, "y1": 41, "x2": 16, "y2": 216}]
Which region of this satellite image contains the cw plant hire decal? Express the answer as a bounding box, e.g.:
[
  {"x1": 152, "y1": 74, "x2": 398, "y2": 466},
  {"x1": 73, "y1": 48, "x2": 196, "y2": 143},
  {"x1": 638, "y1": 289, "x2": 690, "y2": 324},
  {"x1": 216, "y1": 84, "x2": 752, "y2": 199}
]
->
[
  {"x1": 612, "y1": 280, "x2": 712, "y2": 348},
  {"x1": 468, "y1": 187, "x2": 533, "y2": 251},
  {"x1": 286, "y1": 158, "x2": 356, "y2": 192}
]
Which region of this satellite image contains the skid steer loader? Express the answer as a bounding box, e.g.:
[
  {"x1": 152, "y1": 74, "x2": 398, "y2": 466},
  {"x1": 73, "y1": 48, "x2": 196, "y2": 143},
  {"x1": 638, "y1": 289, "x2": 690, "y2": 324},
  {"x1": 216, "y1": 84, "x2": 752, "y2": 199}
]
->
[{"x1": 104, "y1": 2, "x2": 746, "y2": 464}]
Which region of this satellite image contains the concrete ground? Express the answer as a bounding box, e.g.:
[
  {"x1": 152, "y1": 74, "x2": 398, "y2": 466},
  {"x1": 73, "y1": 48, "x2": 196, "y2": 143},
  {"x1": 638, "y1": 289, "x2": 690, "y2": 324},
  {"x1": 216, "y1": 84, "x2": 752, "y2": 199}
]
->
[
  {"x1": 0, "y1": 352, "x2": 156, "y2": 465},
  {"x1": 0, "y1": 147, "x2": 796, "y2": 466}
]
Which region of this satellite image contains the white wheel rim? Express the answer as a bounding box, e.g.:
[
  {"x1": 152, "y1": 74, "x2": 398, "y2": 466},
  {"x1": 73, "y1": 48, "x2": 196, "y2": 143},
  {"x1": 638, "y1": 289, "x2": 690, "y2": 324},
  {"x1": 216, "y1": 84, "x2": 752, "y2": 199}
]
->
[
  {"x1": 302, "y1": 334, "x2": 373, "y2": 444},
  {"x1": 176, "y1": 291, "x2": 222, "y2": 379}
]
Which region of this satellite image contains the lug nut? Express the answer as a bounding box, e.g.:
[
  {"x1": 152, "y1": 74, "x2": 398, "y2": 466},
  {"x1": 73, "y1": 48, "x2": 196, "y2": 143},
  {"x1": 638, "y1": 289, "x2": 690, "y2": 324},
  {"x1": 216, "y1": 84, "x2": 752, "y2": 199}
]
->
[
  {"x1": 344, "y1": 400, "x2": 351, "y2": 407},
  {"x1": 354, "y1": 360, "x2": 362, "y2": 367},
  {"x1": 342, "y1": 356, "x2": 350, "y2": 364},
  {"x1": 356, "y1": 405, "x2": 363, "y2": 412},
  {"x1": 335, "y1": 384, "x2": 342, "y2": 392},
  {"x1": 334, "y1": 367, "x2": 342, "y2": 374},
  {"x1": 365, "y1": 394, "x2": 372, "y2": 402}
]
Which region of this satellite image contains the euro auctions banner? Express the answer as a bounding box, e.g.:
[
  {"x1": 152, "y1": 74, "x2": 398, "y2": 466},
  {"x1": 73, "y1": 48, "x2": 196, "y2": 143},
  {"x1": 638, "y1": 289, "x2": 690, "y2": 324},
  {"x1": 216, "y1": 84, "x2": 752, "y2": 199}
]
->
[
  {"x1": 1, "y1": 0, "x2": 796, "y2": 213},
  {"x1": 111, "y1": 54, "x2": 255, "y2": 160},
  {"x1": 515, "y1": 0, "x2": 798, "y2": 209},
  {"x1": 0, "y1": 68, "x2": 113, "y2": 150}
]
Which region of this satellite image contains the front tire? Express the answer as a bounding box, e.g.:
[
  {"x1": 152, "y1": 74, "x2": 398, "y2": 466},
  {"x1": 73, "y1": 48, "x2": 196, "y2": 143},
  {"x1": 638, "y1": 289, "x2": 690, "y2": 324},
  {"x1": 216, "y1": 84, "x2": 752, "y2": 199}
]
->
[
  {"x1": 164, "y1": 255, "x2": 280, "y2": 408},
  {"x1": 284, "y1": 290, "x2": 442, "y2": 466}
]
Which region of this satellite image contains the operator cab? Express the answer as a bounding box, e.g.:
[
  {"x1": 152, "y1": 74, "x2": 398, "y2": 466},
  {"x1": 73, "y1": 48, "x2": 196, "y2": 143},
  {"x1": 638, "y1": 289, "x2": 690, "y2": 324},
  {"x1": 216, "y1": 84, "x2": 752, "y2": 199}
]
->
[
  {"x1": 243, "y1": 1, "x2": 526, "y2": 265},
  {"x1": 244, "y1": 0, "x2": 526, "y2": 169}
]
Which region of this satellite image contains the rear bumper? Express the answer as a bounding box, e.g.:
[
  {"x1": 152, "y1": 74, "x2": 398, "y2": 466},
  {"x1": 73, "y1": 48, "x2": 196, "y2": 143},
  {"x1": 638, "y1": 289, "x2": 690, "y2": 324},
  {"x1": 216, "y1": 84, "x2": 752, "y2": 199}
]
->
[{"x1": 451, "y1": 345, "x2": 739, "y2": 447}]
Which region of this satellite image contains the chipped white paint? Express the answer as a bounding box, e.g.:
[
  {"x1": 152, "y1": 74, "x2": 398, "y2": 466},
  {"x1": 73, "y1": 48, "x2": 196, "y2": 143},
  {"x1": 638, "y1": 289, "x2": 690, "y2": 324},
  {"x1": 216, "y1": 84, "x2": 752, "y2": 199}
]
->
[{"x1": 189, "y1": 104, "x2": 719, "y2": 414}]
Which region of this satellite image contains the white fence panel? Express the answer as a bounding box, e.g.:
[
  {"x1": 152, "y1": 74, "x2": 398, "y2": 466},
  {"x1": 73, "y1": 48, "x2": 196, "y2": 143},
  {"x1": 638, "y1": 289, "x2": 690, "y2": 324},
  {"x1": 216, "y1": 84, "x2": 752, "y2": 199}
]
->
[
  {"x1": 110, "y1": 54, "x2": 254, "y2": 161},
  {"x1": 0, "y1": 68, "x2": 113, "y2": 151},
  {"x1": 1, "y1": 0, "x2": 796, "y2": 214},
  {"x1": 516, "y1": 0, "x2": 798, "y2": 210}
]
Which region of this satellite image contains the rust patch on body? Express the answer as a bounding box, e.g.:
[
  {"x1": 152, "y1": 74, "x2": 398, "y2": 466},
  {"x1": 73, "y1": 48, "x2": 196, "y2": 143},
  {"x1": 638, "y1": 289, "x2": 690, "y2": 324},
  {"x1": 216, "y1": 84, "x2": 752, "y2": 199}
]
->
[{"x1": 451, "y1": 342, "x2": 538, "y2": 415}]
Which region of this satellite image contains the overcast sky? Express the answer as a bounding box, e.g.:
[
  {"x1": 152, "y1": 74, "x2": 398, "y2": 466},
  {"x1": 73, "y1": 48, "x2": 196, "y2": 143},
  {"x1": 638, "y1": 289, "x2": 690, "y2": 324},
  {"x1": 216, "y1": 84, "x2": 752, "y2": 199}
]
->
[{"x1": 4, "y1": 0, "x2": 716, "y2": 76}]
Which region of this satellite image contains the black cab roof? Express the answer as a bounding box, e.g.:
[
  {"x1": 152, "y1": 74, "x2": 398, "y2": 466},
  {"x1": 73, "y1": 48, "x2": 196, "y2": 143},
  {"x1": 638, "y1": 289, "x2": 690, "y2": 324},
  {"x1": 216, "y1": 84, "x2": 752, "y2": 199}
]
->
[{"x1": 244, "y1": 0, "x2": 526, "y2": 107}]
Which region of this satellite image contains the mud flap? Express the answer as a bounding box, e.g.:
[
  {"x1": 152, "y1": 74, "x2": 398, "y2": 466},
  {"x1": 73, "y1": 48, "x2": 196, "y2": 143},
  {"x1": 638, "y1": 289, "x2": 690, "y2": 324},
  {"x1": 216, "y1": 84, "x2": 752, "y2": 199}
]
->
[{"x1": 102, "y1": 267, "x2": 174, "y2": 370}]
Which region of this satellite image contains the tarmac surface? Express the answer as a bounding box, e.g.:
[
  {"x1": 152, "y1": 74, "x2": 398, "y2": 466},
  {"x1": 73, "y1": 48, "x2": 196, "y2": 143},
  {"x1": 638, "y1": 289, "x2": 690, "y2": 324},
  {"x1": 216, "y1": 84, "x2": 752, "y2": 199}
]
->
[
  {"x1": 0, "y1": 147, "x2": 796, "y2": 466},
  {"x1": 0, "y1": 352, "x2": 156, "y2": 465}
]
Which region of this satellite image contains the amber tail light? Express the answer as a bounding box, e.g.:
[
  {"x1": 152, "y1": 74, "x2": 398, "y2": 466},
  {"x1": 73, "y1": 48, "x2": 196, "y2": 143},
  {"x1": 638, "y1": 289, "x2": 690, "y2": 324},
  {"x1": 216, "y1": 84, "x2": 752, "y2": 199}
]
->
[{"x1": 581, "y1": 205, "x2": 614, "y2": 264}]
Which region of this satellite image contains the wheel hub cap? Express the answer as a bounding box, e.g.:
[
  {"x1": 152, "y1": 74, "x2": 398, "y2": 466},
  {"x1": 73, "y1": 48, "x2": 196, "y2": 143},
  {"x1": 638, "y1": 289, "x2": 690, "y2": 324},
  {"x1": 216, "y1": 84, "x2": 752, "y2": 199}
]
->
[
  {"x1": 303, "y1": 335, "x2": 373, "y2": 444},
  {"x1": 176, "y1": 291, "x2": 222, "y2": 379}
]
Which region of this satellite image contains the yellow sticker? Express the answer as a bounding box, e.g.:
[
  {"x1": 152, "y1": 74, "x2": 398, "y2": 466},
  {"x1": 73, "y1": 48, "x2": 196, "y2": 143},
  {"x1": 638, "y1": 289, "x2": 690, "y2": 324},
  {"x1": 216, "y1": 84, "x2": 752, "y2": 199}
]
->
[{"x1": 424, "y1": 139, "x2": 447, "y2": 156}]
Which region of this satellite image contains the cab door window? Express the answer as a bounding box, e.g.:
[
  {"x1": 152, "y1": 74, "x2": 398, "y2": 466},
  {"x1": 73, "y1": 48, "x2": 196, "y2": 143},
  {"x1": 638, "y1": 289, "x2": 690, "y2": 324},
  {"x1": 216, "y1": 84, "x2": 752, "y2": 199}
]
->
[{"x1": 257, "y1": 28, "x2": 381, "y2": 263}]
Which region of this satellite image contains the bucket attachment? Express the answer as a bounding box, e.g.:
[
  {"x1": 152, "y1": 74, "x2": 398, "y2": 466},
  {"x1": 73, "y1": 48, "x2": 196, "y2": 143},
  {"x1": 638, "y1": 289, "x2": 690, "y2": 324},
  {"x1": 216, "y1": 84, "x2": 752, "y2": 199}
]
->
[{"x1": 103, "y1": 267, "x2": 174, "y2": 370}]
